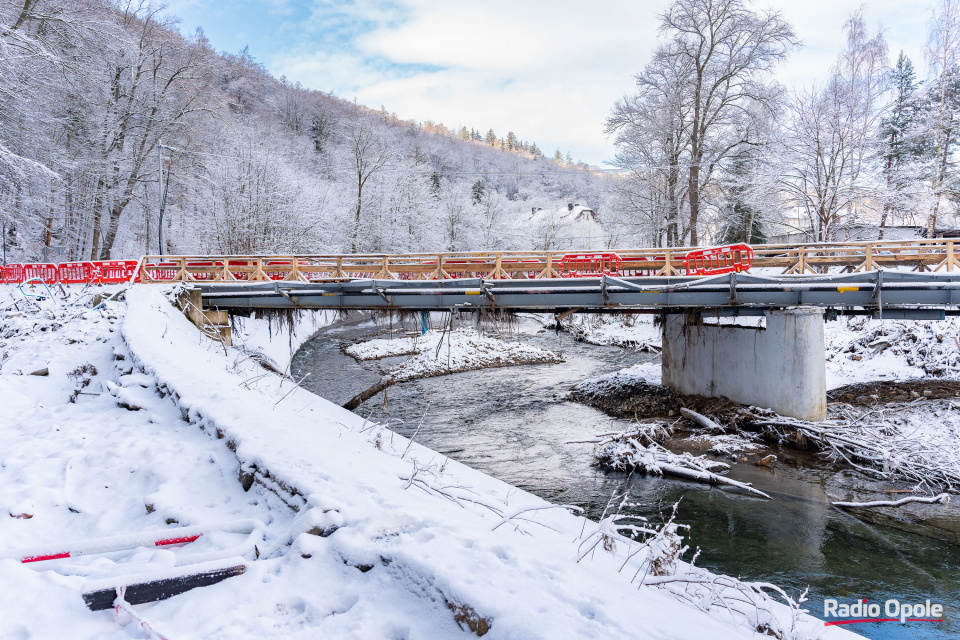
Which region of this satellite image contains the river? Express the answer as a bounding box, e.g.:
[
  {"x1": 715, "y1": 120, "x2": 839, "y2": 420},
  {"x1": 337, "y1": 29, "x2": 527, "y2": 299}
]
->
[{"x1": 292, "y1": 317, "x2": 960, "y2": 640}]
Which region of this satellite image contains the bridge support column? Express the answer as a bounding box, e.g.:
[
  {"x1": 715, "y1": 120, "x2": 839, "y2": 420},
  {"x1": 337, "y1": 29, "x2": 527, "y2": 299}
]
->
[{"x1": 661, "y1": 309, "x2": 825, "y2": 421}]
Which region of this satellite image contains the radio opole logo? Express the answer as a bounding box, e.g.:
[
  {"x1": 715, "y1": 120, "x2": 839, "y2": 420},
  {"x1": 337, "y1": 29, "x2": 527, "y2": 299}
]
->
[{"x1": 823, "y1": 598, "x2": 944, "y2": 626}]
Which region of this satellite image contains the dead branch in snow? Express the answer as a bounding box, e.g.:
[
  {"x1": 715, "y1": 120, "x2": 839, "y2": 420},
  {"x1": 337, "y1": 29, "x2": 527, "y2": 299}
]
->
[{"x1": 573, "y1": 426, "x2": 771, "y2": 498}]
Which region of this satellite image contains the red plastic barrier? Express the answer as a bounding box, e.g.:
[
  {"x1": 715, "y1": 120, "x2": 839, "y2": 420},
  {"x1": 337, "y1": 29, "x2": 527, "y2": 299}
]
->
[
  {"x1": 683, "y1": 244, "x2": 753, "y2": 276},
  {"x1": 22, "y1": 263, "x2": 59, "y2": 284},
  {"x1": 620, "y1": 256, "x2": 657, "y2": 277},
  {"x1": 57, "y1": 262, "x2": 97, "y2": 284},
  {"x1": 2, "y1": 264, "x2": 23, "y2": 284},
  {"x1": 559, "y1": 253, "x2": 622, "y2": 277},
  {"x1": 141, "y1": 260, "x2": 179, "y2": 282},
  {"x1": 185, "y1": 260, "x2": 220, "y2": 281},
  {"x1": 95, "y1": 260, "x2": 139, "y2": 284}
]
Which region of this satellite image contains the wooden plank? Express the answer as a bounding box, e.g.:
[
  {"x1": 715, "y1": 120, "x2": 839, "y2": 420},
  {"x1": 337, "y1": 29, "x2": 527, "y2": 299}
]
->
[{"x1": 82, "y1": 564, "x2": 246, "y2": 611}]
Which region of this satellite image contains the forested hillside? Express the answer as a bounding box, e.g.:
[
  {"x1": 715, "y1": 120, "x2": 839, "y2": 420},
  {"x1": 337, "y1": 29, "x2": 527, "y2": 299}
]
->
[{"x1": 0, "y1": 0, "x2": 612, "y2": 262}]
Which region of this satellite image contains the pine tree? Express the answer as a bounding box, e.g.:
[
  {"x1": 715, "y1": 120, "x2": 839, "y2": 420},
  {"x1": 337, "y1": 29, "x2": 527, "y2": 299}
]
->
[
  {"x1": 459, "y1": 126, "x2": 469, "y2": 140},
  {"x1": 506, "y1": 131, "x2": 517, "y2": 150},
  {"x1": 471, "y1": 179, "x2": 486, "y2": 204},
  {"x1": 553, "y1": 150, "x2": 563, "y2": 163},
  {"x1": 718, "y1": 157, "x2": 766, "y2": 245},
  {"x1": 878, "y1": 52, "x2": 922, "y2": 237},
  {"x1": 485, "y1": 129, "x2": 497, "y2": 145}
]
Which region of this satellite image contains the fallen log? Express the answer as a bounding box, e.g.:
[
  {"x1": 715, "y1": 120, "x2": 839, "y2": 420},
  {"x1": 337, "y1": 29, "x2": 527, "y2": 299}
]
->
[
  {"x1": 832, "y1": 493, "x2": 951, "y2": 509},
  {"x1": 680, "y1": 408, "x2": 724, "y2": 432},
  {"x1": 343, "y1": 379, "x2": 390, "y2": 410}
]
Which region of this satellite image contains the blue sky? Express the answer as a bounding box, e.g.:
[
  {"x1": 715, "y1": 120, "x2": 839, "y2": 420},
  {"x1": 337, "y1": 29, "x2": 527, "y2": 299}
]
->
[{"x1": 165, "y1": 0, "x2": 931, "y2": 167}]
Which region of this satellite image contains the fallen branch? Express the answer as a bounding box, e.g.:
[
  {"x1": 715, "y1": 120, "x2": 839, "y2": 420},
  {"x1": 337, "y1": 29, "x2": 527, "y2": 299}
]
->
[
  {"x1": 680, "y1": 408, "x2": 724, "y2": 432},
  {"x1": 576, "y1": 427, "x2": 770, "y2": 498},
  {"x1": 833, "y1": 493, "x2": 951, "y2": 509}
]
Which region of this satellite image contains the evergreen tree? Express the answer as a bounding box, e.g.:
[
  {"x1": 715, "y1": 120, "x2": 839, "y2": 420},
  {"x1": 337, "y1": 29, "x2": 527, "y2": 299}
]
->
[
  {"x1": 878, "y1": 52, "x2": 922, "y2": 237},
  {"x1": 458, "y1": 126, "x2": 469, "y2": 140},
  {"x1": 471, "y1": 179, "x2": 486, "y2": 204},
  {"x1": 718, "y1": 156, "x2": 766, "y2": 245},
  {"x1": 485, "y1": 129, "x2": 497, "y2": 145},
  {"x1": 506, "y1": 131, "x2": 517, "y2": 150},
  {"x1": 553, "y1": 149, "x2": 563, "y2": 163}
]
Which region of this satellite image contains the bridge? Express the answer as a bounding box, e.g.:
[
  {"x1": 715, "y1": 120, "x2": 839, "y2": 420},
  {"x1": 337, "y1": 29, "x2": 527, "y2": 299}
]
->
[
  {"x1": 137, "y1": 238, "x2": 960, "y2": 283},
  {"x1": 9, "y1": 239, "x2": 960, "y2": 423}
]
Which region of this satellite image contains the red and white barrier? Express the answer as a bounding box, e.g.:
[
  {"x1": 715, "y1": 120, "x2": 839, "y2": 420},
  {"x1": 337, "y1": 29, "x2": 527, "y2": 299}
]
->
[
  {"x1": 6, "y1": 519, "x2": 262, "y2": 564},
  {"x1": 559, "y1": 252, "x2": 622, "y2": 277},
  {"x1": 1, "y1": 259, "x2": 141, "y2": 285},
  {"x1": 683, "y1": 243, "x2": 753, "y2": 276}
]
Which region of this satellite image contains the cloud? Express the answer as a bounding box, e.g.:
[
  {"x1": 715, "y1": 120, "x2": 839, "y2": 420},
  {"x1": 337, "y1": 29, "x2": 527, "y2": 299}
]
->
[{"x1": 171, "y1": 0, "x2": 937, "y2": 166}]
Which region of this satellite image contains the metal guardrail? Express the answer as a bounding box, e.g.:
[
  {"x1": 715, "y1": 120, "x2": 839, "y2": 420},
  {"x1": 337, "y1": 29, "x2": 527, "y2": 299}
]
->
[
  {"x1": 194, "y1": 271, "x2": 960, "y2": 319},
  {"x1": 138, "y1": 239, "x2": 960, "y2": 283}
]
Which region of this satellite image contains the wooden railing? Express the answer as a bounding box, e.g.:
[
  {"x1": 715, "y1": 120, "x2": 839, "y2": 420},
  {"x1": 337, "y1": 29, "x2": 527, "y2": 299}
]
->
[{"x1": 137, "y1": 239, "x2": 960, "y2": 283}]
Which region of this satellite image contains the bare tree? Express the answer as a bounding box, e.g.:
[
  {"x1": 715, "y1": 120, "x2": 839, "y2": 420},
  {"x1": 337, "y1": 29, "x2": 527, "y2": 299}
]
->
[
  {"x1": 345, "y1": 119, "x2": 389, "y2": 252},
  {"x1": 925, "y1": 0, "x2": 960, "y2": 236},
  {"x1": 776, "y1": 11, "x2": 887, "y2": 243},
  {"x1": 661, "y1": 0, "x2": 795, "y2": 245}
]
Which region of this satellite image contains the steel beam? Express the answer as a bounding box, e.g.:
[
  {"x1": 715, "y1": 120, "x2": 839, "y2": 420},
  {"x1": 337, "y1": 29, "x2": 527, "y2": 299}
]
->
[{"x1": 193, "y1": 272, "x2": 960, "y2": 319}]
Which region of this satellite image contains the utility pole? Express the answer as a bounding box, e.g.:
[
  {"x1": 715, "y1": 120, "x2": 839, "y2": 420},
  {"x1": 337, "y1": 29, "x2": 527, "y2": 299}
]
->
[{"x1": 157, "y1": 142, "x2": 171, "y2": 255}]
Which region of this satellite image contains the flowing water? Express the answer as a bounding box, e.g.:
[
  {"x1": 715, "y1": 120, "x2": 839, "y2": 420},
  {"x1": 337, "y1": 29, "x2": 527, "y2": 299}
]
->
[{"x1": 292, "y1": 318, "x2": 960, "y2": 640}]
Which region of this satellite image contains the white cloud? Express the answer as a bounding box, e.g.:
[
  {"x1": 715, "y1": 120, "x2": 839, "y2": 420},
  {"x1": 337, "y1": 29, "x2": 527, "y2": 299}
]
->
[{"x1": 262, "y1": 0, "x2": 934, "y2": 167}]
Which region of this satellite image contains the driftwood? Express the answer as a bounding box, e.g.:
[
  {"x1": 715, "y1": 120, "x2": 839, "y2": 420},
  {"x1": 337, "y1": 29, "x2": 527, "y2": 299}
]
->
[
  {"x1": 680, "y1": 408, "x2": 724, "y2": 432},
  {"x1": 833, "y1": 493, "x2": 951, "y2": 509},
  {"x1": 344, "y1": 380, "x2": 390, "y2": 410},
  {"x1": 573, "y1": 427, "x2": 771, "y2": 498},
  {"x1": 748, "y1": 413, "x2": 960, "y2": 492}
]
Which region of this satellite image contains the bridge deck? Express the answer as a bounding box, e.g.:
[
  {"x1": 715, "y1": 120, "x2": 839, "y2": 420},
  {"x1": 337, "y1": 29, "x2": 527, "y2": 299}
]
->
[
  {"x1": 139, "y1": 238, "x2": 960, "y2": 283},
  {"x1": 196, "y1": 271, "x2": 960, "y2": 319}
]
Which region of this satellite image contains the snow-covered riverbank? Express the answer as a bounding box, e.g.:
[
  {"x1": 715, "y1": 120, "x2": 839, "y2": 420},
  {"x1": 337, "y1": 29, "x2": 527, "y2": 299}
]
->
[
  {"x1": 0, "y1": 284, "x2": 858, "y2": 639},
  {"x1": 571, "y1": 315, "x2": 960, "y2": 498}
]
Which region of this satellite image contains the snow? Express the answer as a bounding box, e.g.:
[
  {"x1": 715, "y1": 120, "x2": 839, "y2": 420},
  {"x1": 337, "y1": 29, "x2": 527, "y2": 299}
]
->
[
  {"x1": 685, "y1": 432, "x2": 764, "y2": 456},
  {"x1": 564, "y1": 315, "x2": 662, "y2": 350},
  {"x1": 229, "y1": 309, "x2": 343, "y2": 374},
  {"x1": 347, "y1": 328, "x2": 564, "y2": 383},
  {"x1": 824, "y1": 316, "x2": 960, "y2": 389},
  {"x1": 0, "y1": 284, "x2": 860, "y2": 639},
  {"x1": 572, "y1": 362, "x2": 663, "y2": 393}
]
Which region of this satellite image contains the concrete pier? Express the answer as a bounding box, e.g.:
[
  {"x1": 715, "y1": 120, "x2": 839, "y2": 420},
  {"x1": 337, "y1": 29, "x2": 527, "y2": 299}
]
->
[{"x1": 661, "y1": 309, "x2": 826, "y2": 421}]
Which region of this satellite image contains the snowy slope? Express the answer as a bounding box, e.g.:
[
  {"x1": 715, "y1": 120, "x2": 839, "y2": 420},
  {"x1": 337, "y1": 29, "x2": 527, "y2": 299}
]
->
[{"x1": 0, "y1": 284, "x2": 859, "y2": 639}]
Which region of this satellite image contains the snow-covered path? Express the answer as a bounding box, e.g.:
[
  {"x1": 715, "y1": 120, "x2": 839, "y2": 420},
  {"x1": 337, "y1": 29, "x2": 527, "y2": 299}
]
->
[{"x1": 0, "y1": 285, "x2": 858, "y2": 639}]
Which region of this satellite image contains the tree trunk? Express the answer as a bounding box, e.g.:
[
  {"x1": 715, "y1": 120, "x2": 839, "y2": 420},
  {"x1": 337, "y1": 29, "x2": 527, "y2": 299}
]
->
[{"x1": 89, "y1": 176, "x2": 106, "y2": 260}]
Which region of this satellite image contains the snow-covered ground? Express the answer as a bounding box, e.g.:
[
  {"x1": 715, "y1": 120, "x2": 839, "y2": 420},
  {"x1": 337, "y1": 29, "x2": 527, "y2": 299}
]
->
[
  {"x1": 564, "y1": 314, "x2": 662, "y2": 350},
  {"x1": 0, "y1": 283, "x2": 859, "y2": 639},
  {"x1": 570, "y1": 315, "x2": 960, "y2": 490},
  {"x1": 346, "y1": 328, "x2": 563, "y2": 383}
]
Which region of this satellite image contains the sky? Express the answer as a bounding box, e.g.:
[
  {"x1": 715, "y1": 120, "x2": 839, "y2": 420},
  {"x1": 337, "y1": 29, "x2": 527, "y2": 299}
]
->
[{"x1": 164, "y1": 0, "x2": 932, "y2": 168}]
